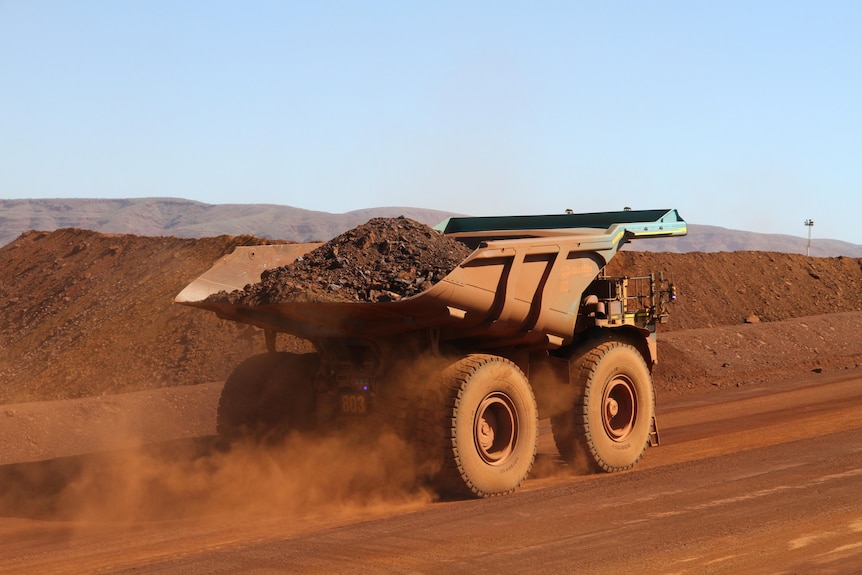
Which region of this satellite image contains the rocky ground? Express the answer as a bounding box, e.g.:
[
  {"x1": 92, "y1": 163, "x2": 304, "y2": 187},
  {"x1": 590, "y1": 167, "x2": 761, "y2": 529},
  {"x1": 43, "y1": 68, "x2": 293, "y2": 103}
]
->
[{"x1": 1, "y1": 222, "x2": 861, "y2": 408}]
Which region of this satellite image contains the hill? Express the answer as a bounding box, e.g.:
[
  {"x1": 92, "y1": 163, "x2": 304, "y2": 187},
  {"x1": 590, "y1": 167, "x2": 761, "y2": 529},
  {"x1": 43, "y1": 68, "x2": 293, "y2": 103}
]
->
[
  {"x1": 0, "y1": 198, "x2": 461, "y2": 248},
  {"x1": 625, "y1": 223, "x2": 862, "y2": 257},
  {"x1": 1, "y1": 226, "x2": 861, "y2": 405},
  {"x1": 2, "y1": 198, "x2": 860, "y2": 257}
]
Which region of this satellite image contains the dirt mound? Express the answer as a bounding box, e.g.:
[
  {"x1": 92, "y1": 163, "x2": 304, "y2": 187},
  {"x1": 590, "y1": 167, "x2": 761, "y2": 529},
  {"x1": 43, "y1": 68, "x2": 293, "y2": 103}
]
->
[
  {"x1": 0, "y1": 229, "x2": 311, "y2": 404},
  {"x1": 610, "y1": 249, "x2": 862, "y2": 331},
  {"x1": 653, "y1": 312, "x2": 862, "y2": 397},
  {"x1": 2, "y1": 225, "x2": 862, "y2": 404},
  {"x1": 212, "y1": 217, "x2": 472, "y2": 305}
]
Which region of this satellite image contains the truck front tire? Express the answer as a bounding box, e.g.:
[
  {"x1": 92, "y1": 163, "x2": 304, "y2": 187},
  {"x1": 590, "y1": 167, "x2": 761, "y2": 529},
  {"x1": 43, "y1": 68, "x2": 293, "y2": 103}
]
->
[
  {"x1": 552, "y1": 341, "x2": 654, "y2": 472},
  {"x1": 419, "y1": 354, "x2": 538, "y2": 498}
]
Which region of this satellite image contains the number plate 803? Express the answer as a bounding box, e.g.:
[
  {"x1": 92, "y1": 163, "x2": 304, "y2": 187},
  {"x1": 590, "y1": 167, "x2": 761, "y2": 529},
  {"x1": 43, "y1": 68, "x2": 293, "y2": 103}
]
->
[{"x1": 340, "y1": 393, "x2": 370, "y2": 414}]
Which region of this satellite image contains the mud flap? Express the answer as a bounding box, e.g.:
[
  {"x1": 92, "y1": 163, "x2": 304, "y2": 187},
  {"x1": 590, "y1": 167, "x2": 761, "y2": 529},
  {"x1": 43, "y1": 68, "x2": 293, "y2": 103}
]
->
[{"x1": 649, "y1": 415, "x2": 660, "y2": 447}]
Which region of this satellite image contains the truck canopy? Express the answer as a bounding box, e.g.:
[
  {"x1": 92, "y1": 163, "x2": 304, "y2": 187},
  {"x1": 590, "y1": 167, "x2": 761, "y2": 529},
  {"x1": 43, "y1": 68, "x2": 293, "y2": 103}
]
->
[{"x1": 434, "y1": 208, "x2": 686, "y2": 246}]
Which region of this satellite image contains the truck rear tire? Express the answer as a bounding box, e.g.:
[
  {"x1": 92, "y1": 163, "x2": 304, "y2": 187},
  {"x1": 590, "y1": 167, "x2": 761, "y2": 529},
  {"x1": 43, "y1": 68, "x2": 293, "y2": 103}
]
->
[
  {"x1": 419, "y1": 354, "x2": 538, "y2": 498},
  {"x1": 551, "y1": 341, "x2": 654, "y2": 472},
  {"x1": 217, "y1": 352, "x2": 319, "y2": 443}
]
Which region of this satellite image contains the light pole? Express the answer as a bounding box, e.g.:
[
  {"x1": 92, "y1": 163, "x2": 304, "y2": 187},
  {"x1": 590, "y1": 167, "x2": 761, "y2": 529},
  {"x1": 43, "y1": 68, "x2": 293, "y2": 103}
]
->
[{"x1": 804, "y1": 219, "x2": 814, "y2": 256}]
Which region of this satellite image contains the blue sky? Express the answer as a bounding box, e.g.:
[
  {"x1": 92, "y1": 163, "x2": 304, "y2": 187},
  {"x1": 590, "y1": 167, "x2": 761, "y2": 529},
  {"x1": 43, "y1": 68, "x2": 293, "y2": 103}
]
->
[{"x1": 2, "y1": 1, "x2": 860, "y2": 244}]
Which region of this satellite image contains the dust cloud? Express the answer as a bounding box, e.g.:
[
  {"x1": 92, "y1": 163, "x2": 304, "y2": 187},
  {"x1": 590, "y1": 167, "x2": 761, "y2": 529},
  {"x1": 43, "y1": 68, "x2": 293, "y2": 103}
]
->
[
  {"x1": 0, "y1": 354, "x2": 587, "y2": 525},
  {"x1": 0, "y1": 429, "x2": 434, "y2": 525}
]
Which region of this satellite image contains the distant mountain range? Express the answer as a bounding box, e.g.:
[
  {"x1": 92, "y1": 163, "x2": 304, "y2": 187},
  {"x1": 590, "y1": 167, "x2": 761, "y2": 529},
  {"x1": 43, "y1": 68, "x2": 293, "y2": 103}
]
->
[
  {"x1": 622, "y1": 223, "x2": 862, "y2": 257},
  {"x1": 2, "y1": 198, "x2": 860, "y2": 257}
]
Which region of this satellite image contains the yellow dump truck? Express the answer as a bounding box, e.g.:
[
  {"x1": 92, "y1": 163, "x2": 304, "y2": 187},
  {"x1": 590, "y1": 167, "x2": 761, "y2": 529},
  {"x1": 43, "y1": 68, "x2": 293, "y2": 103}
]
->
[{"x1": 177, "y1": 208, "x2": 687, "y2": 498}]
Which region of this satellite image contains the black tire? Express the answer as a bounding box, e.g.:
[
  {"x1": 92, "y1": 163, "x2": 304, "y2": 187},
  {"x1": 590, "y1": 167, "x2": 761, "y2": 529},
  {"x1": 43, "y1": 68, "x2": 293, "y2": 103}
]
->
[
  {"x1": 217, "y1": 352, "x2": 319, "y2": 443},
  {"x1": 418, "y1": 354, "x2": 538, "y2": 498},
  {"x1": 551, "y1": 341, "x2": 654, "y2": 472}
]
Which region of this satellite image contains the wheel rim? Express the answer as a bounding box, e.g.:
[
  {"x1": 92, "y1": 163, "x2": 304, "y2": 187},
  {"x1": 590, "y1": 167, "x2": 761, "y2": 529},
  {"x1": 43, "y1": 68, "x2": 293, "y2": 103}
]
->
[
  {"x1": 473, "y1": 392, "x2": 518, "y2": 464},
  {"x1": 602, "y1": 376, "x2": 637, "y2": 441}
]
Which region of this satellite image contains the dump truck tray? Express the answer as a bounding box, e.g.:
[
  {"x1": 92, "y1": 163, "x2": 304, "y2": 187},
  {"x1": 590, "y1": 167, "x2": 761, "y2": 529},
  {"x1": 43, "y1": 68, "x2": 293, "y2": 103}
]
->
[{"x1": 176, "y1": 209, "x2": 686, "y2": 348}]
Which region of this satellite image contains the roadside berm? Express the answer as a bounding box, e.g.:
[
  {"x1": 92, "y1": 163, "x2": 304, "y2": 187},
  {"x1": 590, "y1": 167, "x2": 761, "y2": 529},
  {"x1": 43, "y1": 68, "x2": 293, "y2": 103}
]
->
[{"x1": 1, "y1": 223, "x2": 861, "y2": 405}]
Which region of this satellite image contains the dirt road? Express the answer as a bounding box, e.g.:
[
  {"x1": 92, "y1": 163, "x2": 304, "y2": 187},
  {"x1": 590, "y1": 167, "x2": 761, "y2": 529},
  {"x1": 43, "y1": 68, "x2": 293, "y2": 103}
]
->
[{"x1": 2, "y1": 370, "x2": 861, "y2": 574}]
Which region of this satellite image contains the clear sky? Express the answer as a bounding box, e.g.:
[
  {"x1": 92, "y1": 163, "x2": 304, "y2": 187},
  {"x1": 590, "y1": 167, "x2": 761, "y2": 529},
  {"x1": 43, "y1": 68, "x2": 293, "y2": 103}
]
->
[{"x1": 2, "y1": 1, "x2": 860, "y2": 244}]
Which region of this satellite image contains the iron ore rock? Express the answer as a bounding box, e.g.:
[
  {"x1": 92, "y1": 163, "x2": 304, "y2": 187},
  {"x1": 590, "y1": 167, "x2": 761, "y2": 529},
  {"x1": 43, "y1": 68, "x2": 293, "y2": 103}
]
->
[{"x1": 212, "y1": 216, "x2": 473, "y2": 305}]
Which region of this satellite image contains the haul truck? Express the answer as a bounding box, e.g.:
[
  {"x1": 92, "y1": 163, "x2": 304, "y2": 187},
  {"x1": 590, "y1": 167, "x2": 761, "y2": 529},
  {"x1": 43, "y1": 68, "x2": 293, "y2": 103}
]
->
[{"x1": 176, "y1": 209, "x2": 687, "y2": 498}]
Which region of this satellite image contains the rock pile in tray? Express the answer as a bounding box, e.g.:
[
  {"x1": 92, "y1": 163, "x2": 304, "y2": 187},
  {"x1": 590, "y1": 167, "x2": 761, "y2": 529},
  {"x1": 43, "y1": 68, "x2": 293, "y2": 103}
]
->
[{"x1": 210, "y1": 216, "x2": 473, "y2": 305}]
